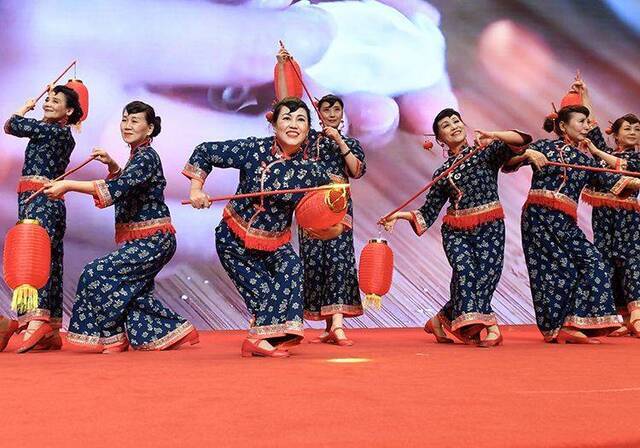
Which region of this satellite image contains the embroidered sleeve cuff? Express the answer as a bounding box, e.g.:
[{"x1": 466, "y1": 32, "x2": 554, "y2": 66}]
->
[
  {"x1": 93, "y1": 180, "x2": 114, "y2": 208},
  {"x1": 616, "y1": 158, "x2": 628, "y2": 171},
  {"x1": 341, "y1": 214, "x2": 353, "y2": 230},
  {"x1": 182, "y1": 163, "x2": 208, "y2": 183},
  {"x1": 409, "y1": 210, "x2": 428, "y2": 236},
  {"x1": 611, "y1": 176, "x2": 633, "y2": 196}
]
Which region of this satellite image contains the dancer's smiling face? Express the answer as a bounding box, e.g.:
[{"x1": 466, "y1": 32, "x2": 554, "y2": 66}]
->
[
  {"x1": 274, "y1": 106, "x2": 310, "y2": 150},
  {"x1": 615, "y1": 120, "x2": 640, "y2": 149},
  {"x1": 120, "y1": 111, "x2": 154, "y2": 147},
  {"x1": 42, "y1": 91, "x2": 74, "y2": 123},
  {"x1": 319, "y1": 101, "x2": 343, "y2": 129},
  {"x1": 436, "y1": 114, "x2": 467, "y2": 148}
]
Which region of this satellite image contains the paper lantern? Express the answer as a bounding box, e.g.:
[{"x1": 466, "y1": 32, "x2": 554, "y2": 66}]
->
[
  {"x1": 296, "y1": 186, "x2": 348, "y2": 230},
  {"x1": 274, "y1": 53, "x2": 304, "y2": 100},
  {"x1": 358, "y1": 238, "x2": 394, "y2": 309},
  {"x1": 3, "y1": 220, "x2": 51, "y2": 312},
  {"x1": 66, "y1": 79, "x2": 89, "y2": 122},
  {"x1": 560, "y1": 91, "x2": 582, "y2": 109}
]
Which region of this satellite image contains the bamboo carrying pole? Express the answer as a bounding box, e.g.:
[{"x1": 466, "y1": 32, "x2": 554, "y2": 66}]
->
[
  {"x1": 33, "y1": 60, "x2": 77, "y2": 102},
  {"x1": 23, "y1": 156, "x2": 97, "y2": 204},
  {"x1": 181, "y1": 184, "x2": 350, "y2": 205}
]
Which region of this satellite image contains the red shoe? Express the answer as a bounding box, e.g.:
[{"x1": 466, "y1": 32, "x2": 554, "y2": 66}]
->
[
  {"x1": 241, "y1": 339, "x2": 289, "y2": 358},
  {"x1": 424, "y1": 318, "x2": 454, "y2": 344},
  {"x1": 0, "y1": 318, "x2": 19, "y2": 352},
  {"x1": 65, "y1": 339, "x2": 105, "y2": 353},
  {"x1": 630, "y1": 320, "x2": 640, "y2": 338},
  {"x1": 328, "y1": 327, "x2": 354, "y2": 347},
  {"x1": 608, "y1": 326, "x2": 630, "y2": 337},
  {"x1": 477, "y1": 331, "x2": 503, "y2": 348},
  {"x1": 557, "y1": 328, "x2": 600, "y2": 344},
  {"x1": 449, "y1": 326, "x2": 482, "y2": 345},
  {"x1": 436, "y1": 315, "x2": 480, "y2": 345},
  {"x1": 17, "y1": 323, "x2": 54, "y2": 354},
  {"x1": 460, "y1": 323, "x2": 485, "y2": 339},
  {"x1": 275, "y1": 335, "x2": 303, "y2": 349},
  {"x1": 102, "y1": 339, "x2": 129, "y2": 353},
  {"x1": 309, "y1": 332, "x2": 332, "y2": 344},
  {"x1": 166, "y1": 328, "x2": 200, "y2": 350},
  {"x1": 34, "y1": 333, "x2": 62, "y2": 351}
]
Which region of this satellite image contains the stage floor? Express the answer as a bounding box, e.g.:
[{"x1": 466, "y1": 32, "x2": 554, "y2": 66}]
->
[{"x1": 2, "y1": 325, "x2": 640, "y2": 447}]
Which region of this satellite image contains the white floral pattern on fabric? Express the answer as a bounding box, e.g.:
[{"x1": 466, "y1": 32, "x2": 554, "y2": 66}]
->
[
  {"x1": 300, "y1": 130, "x2": 366, "y2": 320},
  {"x1": 6, "y1": 115, "x2": 76, "y2": 324}
]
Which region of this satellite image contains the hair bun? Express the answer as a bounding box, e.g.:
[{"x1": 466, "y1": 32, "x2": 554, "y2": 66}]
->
[{"x1": 151, "y1": 115, "x2": 162, "y2": 137}]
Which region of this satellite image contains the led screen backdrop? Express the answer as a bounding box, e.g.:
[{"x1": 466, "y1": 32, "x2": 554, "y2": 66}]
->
[{"x1": 0, "y1": 0, "x2": 638, "y2": 329}]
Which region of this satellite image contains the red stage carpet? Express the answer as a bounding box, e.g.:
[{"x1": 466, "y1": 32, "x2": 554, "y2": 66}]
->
[{"x1": 2, "y1": 325, "x2": 640, "y2": 448}]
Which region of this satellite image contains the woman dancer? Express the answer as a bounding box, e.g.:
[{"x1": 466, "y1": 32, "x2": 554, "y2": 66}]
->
[
  {"x1": 185, "y1": 97, "x2": 332, "y2": 358},
  {"x1": 44, "y1": 101, "x2": 197, "y2": 352},
  {"x1": 301, "y1": 94, "x2": 366, "y2": 346},
  {"x1": 577, "y1": 85, "x2": 640, "y2": 336},
  {"x1": 381, "y1": 108, "x2": 532, "y2": 347},
  {"x1": 506, "y1": 104, "x2": 640, "y2": 343},
  {"x1": 3, "y1": 86, "x2": 82, "y2": 352}
]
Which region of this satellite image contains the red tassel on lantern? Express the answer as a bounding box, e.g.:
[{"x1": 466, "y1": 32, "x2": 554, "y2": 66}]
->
[
  {"x1": 2, "y1": 220, "x2": 51, "y2": 312},
  {"x1": 358, "y1": 238, "x2": 394, "y2": 309},
  {"x1": 274, "y1": 52, "x2": 304, "y2": 101},
  {"x1": 65, "y1": 79, "x2": 89, "y2": 122},
  {"x1": 296, "y1": 186, "x2": 348, "y2": 230},
  {"x1": 560, "y1": 91, "x2": 582, "y2": 109}
]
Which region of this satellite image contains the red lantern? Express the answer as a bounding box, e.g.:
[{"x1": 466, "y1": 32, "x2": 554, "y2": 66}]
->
[
  {"x1": 423, "y1": 140, "x2": 434, "y2": 150},
  {"x1": 2, "y1": 220, "x2": 51, "y2": 312},
  {"x1": 296, "y1": 186, "x2": 348, "y2": 230},
  {"x1": 65, "y1": 79, "x2": 89, "y2": 122},
  {"x1": 358, "y1": 238, "x2": 394, "y2": 309},
  {"x1": 274, "y1": 53, "x2": 304, "y2": 101},
  {"x1": 560, "y1": 90, "x2": 582, "y2": 109}
]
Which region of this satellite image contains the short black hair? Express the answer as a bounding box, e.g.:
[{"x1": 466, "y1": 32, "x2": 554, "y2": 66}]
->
[
  {"x1": 611, "y1": 113, "x2": 640, "y2": 135},
  {"x1": 317, "y1": 94, "x2": 344, "y2": 110},
  {"x1": 52, "y1": 85, "x2": 83, "y2": 125},
  {"x1": 123, "y1": 101, "x2": 162, "y2": 137},
  {"x1": 432, "y1": 108, "x2": 462, "y2": 138},
  {"x1": 270, "y1": 97, "x2": 311, "y2": 124},
  {"x1": 543, "y1": 105, "x2": 589, "y2": 136}
]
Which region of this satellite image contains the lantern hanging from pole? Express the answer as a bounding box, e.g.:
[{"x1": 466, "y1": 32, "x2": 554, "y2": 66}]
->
[
  {"x1": 358, "y1": 238, "x2": 394, "y2": 309},
  {"x1": 274, "y1": 51, "x2": 304, "y2": 101},
  {"x1": 65, "y1": 79, "x2": 89, "y2": 122},
  {"x1": 2, "y1": 220, "x2": 51, "y2": 312},
  {"x1": 560, "y1": 90, "x2": 582, "y2": 109},
  {"x1": 295, "y1": 186, "x2": 348, "y2": 230}
]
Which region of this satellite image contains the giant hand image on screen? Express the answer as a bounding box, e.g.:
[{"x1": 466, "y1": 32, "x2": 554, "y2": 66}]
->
[
  {"x1": 2, "y1": 0, "x2": 637, "y2": 332},
  {"x1": 0, "y1": 0, "x2": 456, "y2": 325}
]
